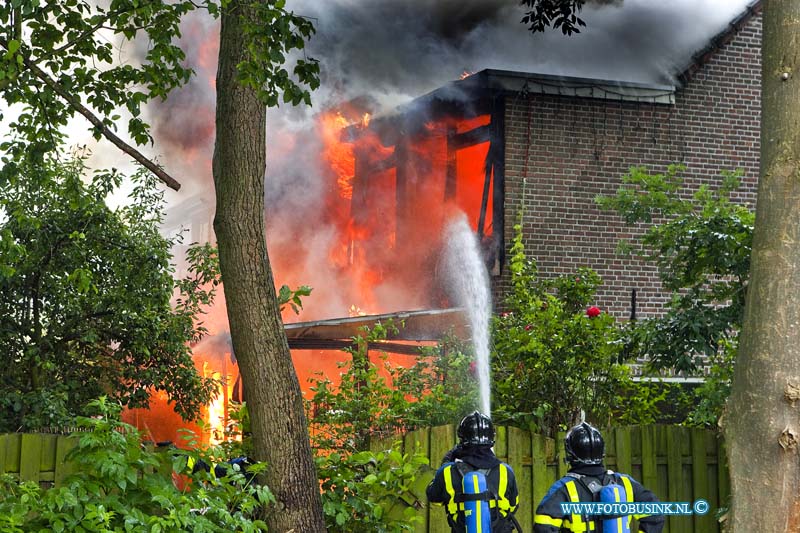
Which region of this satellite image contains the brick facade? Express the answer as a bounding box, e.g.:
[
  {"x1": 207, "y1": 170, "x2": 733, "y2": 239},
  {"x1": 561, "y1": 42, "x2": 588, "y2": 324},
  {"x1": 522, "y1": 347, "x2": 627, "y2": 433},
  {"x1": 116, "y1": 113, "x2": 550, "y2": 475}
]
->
[{"x1": 497, "y1": 10, "x2": 761, "y2": 319}]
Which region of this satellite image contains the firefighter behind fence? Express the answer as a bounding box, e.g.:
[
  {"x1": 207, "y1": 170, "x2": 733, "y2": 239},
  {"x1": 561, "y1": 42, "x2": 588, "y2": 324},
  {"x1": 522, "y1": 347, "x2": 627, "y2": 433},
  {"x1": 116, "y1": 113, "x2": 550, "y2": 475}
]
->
[
  {"x1": 534, "y1": 422, "x2": 665, "y2": 533},
  {"x1": 426, "y1": 411, "x2": 521, "y2": 532}
]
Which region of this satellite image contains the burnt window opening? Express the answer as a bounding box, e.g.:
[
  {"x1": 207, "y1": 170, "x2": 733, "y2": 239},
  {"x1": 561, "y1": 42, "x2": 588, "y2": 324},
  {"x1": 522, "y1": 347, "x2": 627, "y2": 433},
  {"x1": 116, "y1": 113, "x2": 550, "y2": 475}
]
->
[{"x1": 346, "y1": 93, "x2": 506, "y2": 285}]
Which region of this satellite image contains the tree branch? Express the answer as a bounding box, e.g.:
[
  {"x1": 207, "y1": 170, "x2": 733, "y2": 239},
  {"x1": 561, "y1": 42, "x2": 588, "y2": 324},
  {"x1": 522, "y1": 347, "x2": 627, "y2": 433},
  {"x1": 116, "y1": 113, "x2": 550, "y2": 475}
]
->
[
  {"x1": 0, "y1": 37, "x2": 181, "y2": 191},
  {"x1": 36, "y1": 1, "x2": 159, "y2": 61}
]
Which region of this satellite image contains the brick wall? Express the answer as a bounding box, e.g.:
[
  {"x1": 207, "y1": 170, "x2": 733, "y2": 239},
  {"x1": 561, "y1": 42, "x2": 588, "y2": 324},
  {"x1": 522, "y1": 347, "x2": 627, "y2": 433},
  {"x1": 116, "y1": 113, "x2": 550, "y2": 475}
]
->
[{"x1": 496, "y1": 11, "x2": 761, "y2": 320}]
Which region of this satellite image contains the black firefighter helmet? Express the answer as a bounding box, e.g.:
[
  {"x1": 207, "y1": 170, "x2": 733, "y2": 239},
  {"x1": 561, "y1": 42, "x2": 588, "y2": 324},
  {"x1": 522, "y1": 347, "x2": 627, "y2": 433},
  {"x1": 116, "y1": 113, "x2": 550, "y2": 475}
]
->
[
  {"x1": 564, "y1": 422, "x2": 605, "y2": 466},
  {"x1": 457, "y1": 411, "x2": 495, "y2": 446}
]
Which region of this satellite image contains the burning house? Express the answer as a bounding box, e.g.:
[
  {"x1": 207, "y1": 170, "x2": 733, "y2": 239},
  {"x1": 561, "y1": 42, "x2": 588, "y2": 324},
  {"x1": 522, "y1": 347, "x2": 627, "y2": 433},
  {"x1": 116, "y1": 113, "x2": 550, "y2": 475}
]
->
[
  {"x1": 131, "y1": 1, "x2": 762, "y2": 442},
  {"x1": 337, "y1": 3, "x2": 761, "y2": 320}
]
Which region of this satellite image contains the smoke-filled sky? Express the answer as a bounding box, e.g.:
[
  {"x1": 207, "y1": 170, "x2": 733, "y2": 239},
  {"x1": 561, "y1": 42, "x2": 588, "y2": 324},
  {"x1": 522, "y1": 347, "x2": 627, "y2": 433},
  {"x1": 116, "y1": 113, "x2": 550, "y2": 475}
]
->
[{"x1": 288, "y1": 0, "x2": 752, "y2": 111}]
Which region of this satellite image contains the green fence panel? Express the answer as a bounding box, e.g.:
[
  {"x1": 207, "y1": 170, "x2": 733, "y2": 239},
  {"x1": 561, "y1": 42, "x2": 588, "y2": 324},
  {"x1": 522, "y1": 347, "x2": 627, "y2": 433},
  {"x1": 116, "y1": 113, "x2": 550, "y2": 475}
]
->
[
  {"x1": 507, "y1": 426, "x2": 532, "y2": 531},
  {"x1": 616, "y1": 426, "x2": 632, "y2": 476},
  {"x1": 556, "y1": 430, "x2": 568, "y2": 479},
  {"x1": 19, "y1": 434, "x2": 43, "y2": 483},
  {"x1": 54, "y1": 435, "x2": 78, "y2": 487},
  {"x1": 406, "y1": 427, "x2": 431, "y2": 533},
  {"x1": 428, "y1": 424, "x2": 455, "y2": 533},
  {"x1": 641, "y1": 425, "x2": 658, "y2": 493},
  {"x1": 531, "y1": 433, "x2": 551, "y2": 508},
  {"x1": 3, "y1": 433, "x2": 21, "y2": 475}
]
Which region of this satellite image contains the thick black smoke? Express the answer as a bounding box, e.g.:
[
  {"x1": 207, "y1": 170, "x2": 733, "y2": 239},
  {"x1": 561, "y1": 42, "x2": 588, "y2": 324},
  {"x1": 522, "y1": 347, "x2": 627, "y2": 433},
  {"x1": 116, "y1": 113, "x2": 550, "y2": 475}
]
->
[
  {"x1": 293, "y1": 0, "x2": 751, "y2": 109},
  {"x1": 149, "y1": 0, "x2": 754, "y2": 320}
]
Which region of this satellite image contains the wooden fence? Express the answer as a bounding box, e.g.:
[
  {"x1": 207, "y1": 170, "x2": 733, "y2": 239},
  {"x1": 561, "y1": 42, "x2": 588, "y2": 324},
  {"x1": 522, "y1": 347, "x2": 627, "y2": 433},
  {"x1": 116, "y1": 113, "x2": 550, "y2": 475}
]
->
[
  {"x1": 3, "y1": 426, "x2": 728, "y2": 533},
  {"x1": 0, "y1": 433, "x2": 78, "y2": 488},
  {"x1": 376, "y1": 424, "x2": 728, "y2": 533}
]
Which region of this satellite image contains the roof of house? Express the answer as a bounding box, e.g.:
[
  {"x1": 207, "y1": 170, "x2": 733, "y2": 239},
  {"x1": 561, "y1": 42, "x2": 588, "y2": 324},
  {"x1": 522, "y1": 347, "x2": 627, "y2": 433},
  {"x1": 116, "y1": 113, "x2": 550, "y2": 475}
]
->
[
  {"x1": 678, "y1": 0, "x2": 762, "y2": 85},
  {"x1": 348, "y1": 1, "x2": 762, "y2": 152}
]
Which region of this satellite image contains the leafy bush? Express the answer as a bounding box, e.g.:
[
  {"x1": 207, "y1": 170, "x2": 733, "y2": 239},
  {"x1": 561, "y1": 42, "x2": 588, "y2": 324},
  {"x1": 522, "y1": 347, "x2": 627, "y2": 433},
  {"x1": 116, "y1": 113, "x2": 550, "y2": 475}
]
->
[
  {"x1": 0, "y1": 398, "x2": 272, "y2": 533},
  {"x1": 307, "y1": 323, "x2": 483, "y2": 531},
  {"x1": 491, "y1": 220, "x2": 661, "y2": 435},
  {"x1": 0, "y1": 157, "x2": 218, "y2": 431},
  {"x1": 317, "y1": 446, "x2": 428, "y2": 533},
  {"x1": 597, "y1": 165, "x2": 753, "y2": 425},
  {"x1": 306, "y1": 321, "x2": 477, "y2": 452}
]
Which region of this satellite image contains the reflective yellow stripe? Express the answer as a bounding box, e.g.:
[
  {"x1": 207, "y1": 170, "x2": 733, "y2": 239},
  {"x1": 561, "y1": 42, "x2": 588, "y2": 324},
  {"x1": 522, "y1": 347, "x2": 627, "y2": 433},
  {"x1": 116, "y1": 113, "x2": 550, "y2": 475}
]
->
[
  {"x1": 498, "y1": 463, "x2": 508, "y2": 502},
  {"x1": 535, "y1": 514, "x2": 564, "y2": 527},
  {"x1": 472, "y1": 474, "x2": 483, "y2": 532},
  {"x1": 566, "y1": 480, "x2": 580, "y2": 502},
  {"x1": 611, "y1": 486, "x2": 623, "y2": 532},
  {"x1": 443, "y1": 465, "x2": 458, "y2": 516},
  {"x1": 620, "y1": 475, "x2": 634, "y2": 527},
  {"x1": 565, "y1": 480, "x2": 588, "y2": 532},
  {"x1": 620, "y1": 475, "x2": 633, "y2": 503},
  {"x1": 496, "y1": 463, "x2": 513, "y2": 514}
]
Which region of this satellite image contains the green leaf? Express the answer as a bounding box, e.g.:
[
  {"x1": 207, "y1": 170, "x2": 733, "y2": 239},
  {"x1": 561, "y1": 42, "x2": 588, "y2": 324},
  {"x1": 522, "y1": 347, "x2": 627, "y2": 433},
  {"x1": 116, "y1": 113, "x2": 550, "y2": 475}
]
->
[{"x1": 5, "y1": 39, "x2": 21, "y2": 58}]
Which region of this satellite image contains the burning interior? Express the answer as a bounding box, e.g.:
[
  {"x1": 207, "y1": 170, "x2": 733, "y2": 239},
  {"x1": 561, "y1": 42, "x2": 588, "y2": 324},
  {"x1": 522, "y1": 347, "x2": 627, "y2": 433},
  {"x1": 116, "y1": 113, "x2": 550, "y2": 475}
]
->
[{"x1": 134, "y1": 69, "x2": 684, "y2": 444}]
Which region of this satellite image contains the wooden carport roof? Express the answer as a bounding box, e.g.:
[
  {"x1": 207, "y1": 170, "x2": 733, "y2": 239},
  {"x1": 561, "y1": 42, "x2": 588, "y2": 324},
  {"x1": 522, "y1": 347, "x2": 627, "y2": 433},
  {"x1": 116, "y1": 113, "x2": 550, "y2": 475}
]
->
[{"x1": 284, "y1": 308, "x2": 469, "y2": 355}]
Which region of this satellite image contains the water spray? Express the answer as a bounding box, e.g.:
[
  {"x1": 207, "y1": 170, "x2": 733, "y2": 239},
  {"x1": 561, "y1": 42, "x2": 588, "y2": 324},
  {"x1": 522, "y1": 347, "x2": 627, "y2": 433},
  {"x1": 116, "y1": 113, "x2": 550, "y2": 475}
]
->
[{"x1": 442, "y1": 212, "x2": 492, "y2": 416}]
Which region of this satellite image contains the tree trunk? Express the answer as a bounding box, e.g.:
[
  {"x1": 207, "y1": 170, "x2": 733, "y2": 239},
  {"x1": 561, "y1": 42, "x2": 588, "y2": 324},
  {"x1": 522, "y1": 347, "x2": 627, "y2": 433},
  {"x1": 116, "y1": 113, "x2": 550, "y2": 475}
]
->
[
  {"x1": 725, "y1": 2, "x2": 800, "y2": 531},
  {"x1": 212, "y1": 2, "x2": 326, "y2": 531}
]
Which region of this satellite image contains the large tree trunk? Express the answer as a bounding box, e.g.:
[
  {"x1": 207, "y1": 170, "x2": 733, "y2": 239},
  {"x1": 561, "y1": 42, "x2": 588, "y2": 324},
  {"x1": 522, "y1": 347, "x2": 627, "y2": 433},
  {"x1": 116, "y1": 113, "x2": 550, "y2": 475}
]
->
[
  {"x1": 725, "y1": 2, "x2": 800, "y2": 531},
  {"x1": 212, "y1": 2, "x2": 326, "y2": 531}
]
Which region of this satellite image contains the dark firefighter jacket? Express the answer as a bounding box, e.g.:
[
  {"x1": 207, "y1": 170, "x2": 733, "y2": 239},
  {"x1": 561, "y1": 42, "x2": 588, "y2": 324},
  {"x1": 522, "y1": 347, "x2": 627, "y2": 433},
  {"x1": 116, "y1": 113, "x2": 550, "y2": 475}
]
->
[
  {"x1": 534, "y1": 464, "x2": 665, "y2": 533},
  {"x1": 426, "y1": 445, "x2": 520, "y2": 532}
]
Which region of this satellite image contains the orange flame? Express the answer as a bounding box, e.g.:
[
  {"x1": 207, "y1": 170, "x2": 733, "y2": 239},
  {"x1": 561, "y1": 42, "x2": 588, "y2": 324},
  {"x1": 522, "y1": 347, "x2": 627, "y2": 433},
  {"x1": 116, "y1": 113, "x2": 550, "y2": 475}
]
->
[
  {"x1": 349, "y1": 304, "x2": 367, "y2": 317},
  {"x1": 125, "y1": 98, "x2": 498, "y2": 445},
  {"x1": 320, "y1": 112, "x2": 356, "y2": 200}
]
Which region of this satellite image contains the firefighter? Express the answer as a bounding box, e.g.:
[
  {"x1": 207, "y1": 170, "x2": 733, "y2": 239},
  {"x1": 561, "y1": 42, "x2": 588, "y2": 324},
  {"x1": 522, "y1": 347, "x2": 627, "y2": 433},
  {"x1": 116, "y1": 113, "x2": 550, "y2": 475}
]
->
[
  {"x1": 534, "y1": 422, "x2": 665, "y2": 533},
  {"x1": 426, "y1": 411, "x2": 522, "y2": 532}
]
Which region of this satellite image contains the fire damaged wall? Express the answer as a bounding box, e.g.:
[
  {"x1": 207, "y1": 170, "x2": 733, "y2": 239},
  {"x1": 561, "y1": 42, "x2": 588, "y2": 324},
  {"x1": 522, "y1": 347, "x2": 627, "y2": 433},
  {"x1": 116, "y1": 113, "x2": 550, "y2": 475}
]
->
[{"x1": 499, "y1": 8, "x2": 761, "y2": 319}]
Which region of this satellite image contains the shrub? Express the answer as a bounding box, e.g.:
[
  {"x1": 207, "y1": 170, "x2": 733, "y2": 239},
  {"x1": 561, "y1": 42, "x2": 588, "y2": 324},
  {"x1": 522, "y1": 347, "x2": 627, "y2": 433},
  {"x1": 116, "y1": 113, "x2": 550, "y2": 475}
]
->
[
  {"x1": 0, "y1": 398, "x2": 272, "y2": 533},
  {"x1": 306, "y1": 322, "x2": 477, "y2": 451},
  {"x1": 0, "y1": 157, "x2": 218, "y2": 431},
  {"x1": 597, "y1": 165, "x2": 753, "y2": 425},
  {"x1": 317, "y1": 446, "x2": 428, "y2": 533},
  {"x1": 491, "y1": 220, "x2": 662, "y2": 435}
]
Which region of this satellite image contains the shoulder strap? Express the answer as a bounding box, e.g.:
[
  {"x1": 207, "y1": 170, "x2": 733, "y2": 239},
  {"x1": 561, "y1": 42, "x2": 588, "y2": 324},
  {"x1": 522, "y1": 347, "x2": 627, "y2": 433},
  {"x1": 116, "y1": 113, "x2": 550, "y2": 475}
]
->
[
  {"x1": 612, "y1": 471, "x2": 634, "y2": 502},
  {"x1": 456, "y1": 461, "x2": 492, "y2": 477},
  {"x1": 455, "y1": 462, "x2": 495, "y2": 504}
]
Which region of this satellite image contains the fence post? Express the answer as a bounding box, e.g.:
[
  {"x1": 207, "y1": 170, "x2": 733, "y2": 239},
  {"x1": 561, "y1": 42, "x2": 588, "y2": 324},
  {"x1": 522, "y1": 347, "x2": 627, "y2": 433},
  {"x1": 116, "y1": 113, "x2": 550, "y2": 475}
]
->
[
  {"x1": 616, "y1": 426, "x2": 632, "y2": 476},
  {"x1": 428, "y1": 424, "x2": 455, "y2": 533},
  {"x1": 507, "y1": 426, "x2": 532, "y2": 531},
  {"x1": 717, "y1": 436, "x2": 730, "y2": 523},
  {"x1": 666, "y1": 426, "x2": 686, "y2": 533},
  {"x1": 19, "y1": 434, "x2": 43, "y2": 484},
  {"x1": 406, "y1": 427, "x2": 432, "y2": 533}
]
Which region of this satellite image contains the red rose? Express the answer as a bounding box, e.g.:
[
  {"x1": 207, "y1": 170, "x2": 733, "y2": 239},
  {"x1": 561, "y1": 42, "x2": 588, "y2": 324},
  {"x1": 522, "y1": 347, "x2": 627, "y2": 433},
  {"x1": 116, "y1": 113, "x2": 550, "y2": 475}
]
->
[
  {"x1": 586, "y1": 306, "x2": 601, "y2": 318},
  {"x1": 524, "y1": 324, "x2": 532, "y2": 331}
]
